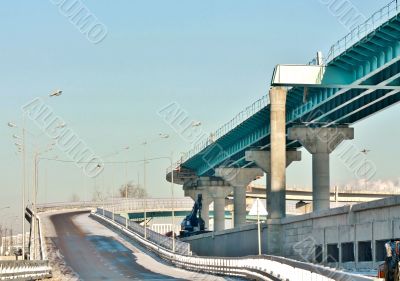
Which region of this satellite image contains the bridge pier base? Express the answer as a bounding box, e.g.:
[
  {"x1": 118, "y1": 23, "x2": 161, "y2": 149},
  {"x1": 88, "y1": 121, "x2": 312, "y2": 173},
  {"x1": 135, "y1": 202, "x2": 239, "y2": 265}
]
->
[
  {"x1": 184, "y1": 177, "x2": 232, "y2": 232},
  {"x1": 215, "y1": 168, "x2": 263, "y2": 227},
  {"x1": 245, "y1": 149, "x2": 301, "y2": 218},
  {"x1": 207, "y1": 185, "x2": 232, "y2": 231},
  {"x1": 288, "y1": 126, "x2": 354, "y2": 211}
]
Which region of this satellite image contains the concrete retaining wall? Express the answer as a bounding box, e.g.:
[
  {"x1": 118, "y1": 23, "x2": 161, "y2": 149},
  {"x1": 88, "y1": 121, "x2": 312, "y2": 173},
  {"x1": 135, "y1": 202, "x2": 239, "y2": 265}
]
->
[
  {"x1": 182, "y1": 195, "x2": 400, "y2": 271},
  {"x1": 182, "y1": 223, "x2": 268, "y2": 257}
]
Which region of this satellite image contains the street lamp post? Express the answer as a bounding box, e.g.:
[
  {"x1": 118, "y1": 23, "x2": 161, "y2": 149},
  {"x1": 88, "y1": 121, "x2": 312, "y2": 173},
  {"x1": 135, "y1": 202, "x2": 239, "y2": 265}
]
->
[
  {"x1": 143, "y1": 141, "x2": 147, "y2": 239},
  {"x1": 7, "y1": 89, "x2": 62, "y2": 260},
  {"x1": 158, "y1": 134, "x2": 177, "y2": 252},
  {"x1": 8, "y1": 120, "x2": 26, "y2": 260},
  {"x1": 170, "y1": 152, "x2": 175, "y2": 253},
  {"x1": 125, "y1": 162, "x2": 128, "y2": 228},
  {"x1": 31, "y1": 143, "x2": 55, "y2": 260}
]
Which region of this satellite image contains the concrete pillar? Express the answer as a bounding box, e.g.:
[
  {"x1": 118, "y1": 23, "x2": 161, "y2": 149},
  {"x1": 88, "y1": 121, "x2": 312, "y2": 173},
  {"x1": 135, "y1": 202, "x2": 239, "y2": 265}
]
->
[
  {"x1": 207, "y1": 185, "x2": 232, "y2": 231},
  {"x1": 266, "y1": 220, "x2": 282, "y2": 255},
  {"x1": 184, "y1": 189, "x2": 211, "y2": 229},
  {"x1": 288, "y1": 126, "x2": 354, "y2": 211},
  {"x1": 245, "y1": 149, "x2": 301, "y2": 218},
  {"x1": 215, "y1": 167, "x2": 263, "y2": 227},
  {"x1": 269, "y1": 87, "x2": 287, "y2": 219},
  {"x1": 201, "y1": 198, "x2": 211, "y2": 229},
  {"x1": 213, "y1": 197, "x2": 225, "y2": 231}
]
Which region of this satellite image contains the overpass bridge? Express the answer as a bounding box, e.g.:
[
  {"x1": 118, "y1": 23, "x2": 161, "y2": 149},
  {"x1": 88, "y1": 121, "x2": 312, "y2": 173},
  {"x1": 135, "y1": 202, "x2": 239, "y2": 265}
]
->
[
  {"x1": 3, "y1": 2, "x2": 400, "y2": 280},
  {"x1": 2, "y1": 200, "x2": 377, "y2": 281},
  {"x1": 2, "y1": 198, "x2": 385, "y2": 280},
  {"x1": 247, "y1": 184, "x2": 400, "y2": 203},
  {"x1": 166, "y1": 0, "x2": 400, "y2": 241}
]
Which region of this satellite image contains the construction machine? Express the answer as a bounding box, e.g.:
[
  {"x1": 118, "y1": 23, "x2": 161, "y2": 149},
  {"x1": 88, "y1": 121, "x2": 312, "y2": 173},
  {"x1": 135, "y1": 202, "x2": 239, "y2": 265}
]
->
[{"x1": 179, "y1": 194, "x2": 208, "y2": 237}]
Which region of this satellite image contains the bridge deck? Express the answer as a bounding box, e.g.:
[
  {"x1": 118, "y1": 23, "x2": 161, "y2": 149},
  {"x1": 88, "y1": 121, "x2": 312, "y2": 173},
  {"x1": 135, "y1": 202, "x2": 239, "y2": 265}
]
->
[{"x1": 179, "y1": 0, "x2": 400, "y2": 176}]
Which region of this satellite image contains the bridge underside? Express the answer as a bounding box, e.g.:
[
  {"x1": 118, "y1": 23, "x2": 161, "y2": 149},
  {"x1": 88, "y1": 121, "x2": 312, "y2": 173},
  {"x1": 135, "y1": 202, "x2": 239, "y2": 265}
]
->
[
  {"x1": 181, "y1": 12, "x2": 400, "y2": 176},
  {"x1": 166, "y1": 2, "x2": 400, "y2": 251}
]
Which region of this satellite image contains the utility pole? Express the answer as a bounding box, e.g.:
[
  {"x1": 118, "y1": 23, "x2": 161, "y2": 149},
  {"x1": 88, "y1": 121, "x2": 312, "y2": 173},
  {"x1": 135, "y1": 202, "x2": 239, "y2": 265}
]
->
[
  {"x1": 125, "y1": 162, "x2": 128, "y2": 228},
  {"x1": 21, "y1": 119, "x2": 26, "y2": 260},
  {"x1": 143, "y1": 141, "x2": 147, "y2": 239},
  {"x1": 257, "y1": 199, "x2": 261, "y2": 255},
  {"x1": 31, "y1": 151, "x2": 39, "y2": 260},
  {"x1": 170, "y1": 152, "x2": 175, "y2": 253}
]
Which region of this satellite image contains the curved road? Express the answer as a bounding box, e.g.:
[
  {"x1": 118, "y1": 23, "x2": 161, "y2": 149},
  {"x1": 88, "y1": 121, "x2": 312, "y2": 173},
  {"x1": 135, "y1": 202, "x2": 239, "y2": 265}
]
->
[{"x1": 49, "y1": 211, "x2": 212, "y2": 281}]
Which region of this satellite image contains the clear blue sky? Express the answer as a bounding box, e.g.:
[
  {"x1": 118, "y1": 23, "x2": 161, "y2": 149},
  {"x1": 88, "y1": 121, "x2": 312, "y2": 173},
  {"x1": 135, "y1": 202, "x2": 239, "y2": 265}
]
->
[{"x1": 1, "y1": 0, "x2": 398, "y2": 231}]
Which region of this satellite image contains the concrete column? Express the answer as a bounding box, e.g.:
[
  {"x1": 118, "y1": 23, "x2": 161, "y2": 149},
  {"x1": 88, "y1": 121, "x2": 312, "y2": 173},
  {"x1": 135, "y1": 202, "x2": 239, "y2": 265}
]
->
[
  {"x1": 245, "y1": 149, "x2": 301, "y2": 218},
  {"x1": 215, "y1": 167, "x2": 263, "y2": 227},
  {"x1": 313, "y1": 152, "x2": 330, "y2": 210},
  {"x1": 213, "y1": 197, "x2": 225, "y2": 231},
  {"x1": 288, "y1": 126, "x2": 354, "y2": 211},
  {"x1": 269, "y1": 87, "x2": 287, "y2": 219},
  {"x1": 233, "y1": 187, "x2": 246, "y2": 226},
  {"x1": 201, "y1": 198, "x2": 211, "y2": 229},
  {"x1": 207, "y1": 185, "x2": 232, "y2": 231}
]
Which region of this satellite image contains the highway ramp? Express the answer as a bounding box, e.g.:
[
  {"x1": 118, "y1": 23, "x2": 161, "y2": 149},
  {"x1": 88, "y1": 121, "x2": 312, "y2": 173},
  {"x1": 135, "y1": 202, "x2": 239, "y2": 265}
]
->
[{"x1": 43, "y1": 210, "x2": 230, "y2": 281}]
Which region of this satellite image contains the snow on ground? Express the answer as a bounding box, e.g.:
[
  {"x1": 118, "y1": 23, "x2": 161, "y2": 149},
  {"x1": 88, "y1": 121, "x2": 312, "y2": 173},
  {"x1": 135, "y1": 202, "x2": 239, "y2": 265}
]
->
[{"x1": 73, "y1": 212, "x2": 233, "y2": 280}]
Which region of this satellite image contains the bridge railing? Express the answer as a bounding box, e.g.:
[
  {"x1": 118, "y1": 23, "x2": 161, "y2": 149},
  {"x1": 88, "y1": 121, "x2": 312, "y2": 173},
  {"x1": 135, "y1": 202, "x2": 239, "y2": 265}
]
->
[
  {"x1": 97, "y1": 208, "x2": 191, "y2": 255},
  {"x1": 37, "y1": 198, "x2": 195, "y2": 214},
  {"x1": 0, "y1": 209, "x2": 52, "y2": 280},
  {"x1": 92, "y1": 210, "x2": 376, "y2": 281},
  {"x1": 103, "y1": 197, "x2": 194, "y2": 213},
  {"x1": 0, "y1": 260, "x2": 52, "y2": 280},
  {"x1": 168, "y1": 94, "x2": 270, "y2": 173},
  {"x1": 325, "y1": 0, "x2": 400, "y2": 63}
]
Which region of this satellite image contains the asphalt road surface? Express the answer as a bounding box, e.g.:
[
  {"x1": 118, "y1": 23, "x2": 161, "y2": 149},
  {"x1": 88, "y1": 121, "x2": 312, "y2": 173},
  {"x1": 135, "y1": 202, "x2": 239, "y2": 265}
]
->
[{"x1": 49, "y1": 211, "x2": 201, "y2": 281}]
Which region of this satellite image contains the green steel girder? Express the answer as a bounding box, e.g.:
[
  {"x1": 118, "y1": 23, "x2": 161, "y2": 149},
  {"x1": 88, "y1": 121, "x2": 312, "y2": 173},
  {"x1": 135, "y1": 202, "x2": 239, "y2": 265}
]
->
[
  {"x1": 345, "y1": 51, "x2": 369, "y2": 62},
  {"x1": 330, "y1": 60, "x2": 355, "y2": 71},
  {"x1": 351, "y1": 47, "x2": 376, "y2": 58},
  {"x1": 342, "y1": 92, "x2": 400, "y2": 124},
  {"x1": 379, "y1": 28, "x2": 400, "y2": 39},
  {"x1": 181, "y1": 10, "x2": 400, "y2": 176},
  {"x1": 375, "y1": 32, "x2": 397, "y2": 43}
]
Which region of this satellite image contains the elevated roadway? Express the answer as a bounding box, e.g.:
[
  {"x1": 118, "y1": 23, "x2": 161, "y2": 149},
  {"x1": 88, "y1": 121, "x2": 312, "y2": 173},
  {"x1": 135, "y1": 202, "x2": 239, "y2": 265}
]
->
[
  {"x1": 45, "y1": 210, "x2": 230, "y2": 280},
  {"x1": 165, "y1": 0, "x2": 400, "y2": 234},
  {"x1": 247, "y1": 184, "x2": 399, "y2": 202}
]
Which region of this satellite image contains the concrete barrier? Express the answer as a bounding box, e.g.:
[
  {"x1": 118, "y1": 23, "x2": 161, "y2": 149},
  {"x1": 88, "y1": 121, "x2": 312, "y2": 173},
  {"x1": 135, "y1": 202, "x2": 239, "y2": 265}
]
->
[
  {"x1": 93, "y1": 210, "x2": 378, "y2": 281},
  {"x1": 181, "y1": 195, "x2": 400, "y2": 273}
]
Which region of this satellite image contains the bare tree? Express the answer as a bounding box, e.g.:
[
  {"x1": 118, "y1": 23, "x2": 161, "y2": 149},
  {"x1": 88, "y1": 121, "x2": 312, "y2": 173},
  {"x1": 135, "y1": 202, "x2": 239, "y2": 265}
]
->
[
  {"x1": 92, "y1": 188, "x2": 104, "y2": 202},
  {"x1": 118, "y1": 182, "x2": 147, "y2": 199},
  {"x1": 69, "y1": 193, "x2": 80, "y2": 202}
]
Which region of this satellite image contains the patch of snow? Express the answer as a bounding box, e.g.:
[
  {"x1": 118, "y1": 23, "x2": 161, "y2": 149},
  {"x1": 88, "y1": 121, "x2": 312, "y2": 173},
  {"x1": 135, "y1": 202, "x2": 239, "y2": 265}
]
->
[{"x1": 73, "y1": 213, "x2": 234, "y2": 280}]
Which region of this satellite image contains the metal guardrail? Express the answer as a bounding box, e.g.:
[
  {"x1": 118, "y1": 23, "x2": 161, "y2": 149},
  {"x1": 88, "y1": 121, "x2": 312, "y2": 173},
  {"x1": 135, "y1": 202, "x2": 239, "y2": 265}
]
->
[
  {"x1": 325, "y1": 0, "x2": 400, "y2": 63},
  {"x1": 0, "y1": 213, "x2": 51, "y2": 280},
  {"x1": 103, "y1": 198, "x2": 194, "y2": 213},
  {"x1": 36, "y1": 201, "x2": 103, "y2": 212},
  {"x1": 37, "y1": 198, "x2": 195, "y2": 214},
  {"x1": 0, "y1": 208, "x2": 53, "y2": 280},
  {"x1": 0, "y1": 260, "x2": 51, "y2": 280},
  {"x1": 150, "y1": 224, "x2": 180, "y2": 235},
  {"x1": 98, "y1": 208, "x2": 190, "y2": 255},
  {"x1": 93, "y1": 210, "x2": 377, "y2": 281}
]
